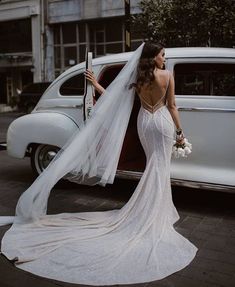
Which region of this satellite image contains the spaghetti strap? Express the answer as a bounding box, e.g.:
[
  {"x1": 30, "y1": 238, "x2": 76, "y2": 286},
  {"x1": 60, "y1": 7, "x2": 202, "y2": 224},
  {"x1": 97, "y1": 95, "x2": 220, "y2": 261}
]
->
[
  {"x1": 164, "y1": 70, "x2": 170, "y2": 101},
  {"x1": 166, "y1": 70, "x2": 170, "y2": 92}
]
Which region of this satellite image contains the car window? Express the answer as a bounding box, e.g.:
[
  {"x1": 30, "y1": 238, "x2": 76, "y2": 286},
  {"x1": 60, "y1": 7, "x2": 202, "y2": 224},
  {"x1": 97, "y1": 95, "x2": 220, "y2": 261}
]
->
[
  {"x1": 60, "y1": 73, "x2": 84, "y2": 96},
  {"x1": 96, "y1": 64, "x2": 124, "y2": 98},
  {"x1": 174, "y1": 63, "x2": 235, "y2": 96}
]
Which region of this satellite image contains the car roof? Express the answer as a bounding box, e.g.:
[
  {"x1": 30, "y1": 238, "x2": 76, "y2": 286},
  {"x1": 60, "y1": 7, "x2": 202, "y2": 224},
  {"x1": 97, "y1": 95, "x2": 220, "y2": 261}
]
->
[
  {"x1": 92, "y1": 47, "x2": 235, "y2": 65},
  {"x1": 166, "y1": 47, "x2": 235, "y2": 58},
  {"x1": 53, "y1": 47, "x2": 235, "y2": 84}
]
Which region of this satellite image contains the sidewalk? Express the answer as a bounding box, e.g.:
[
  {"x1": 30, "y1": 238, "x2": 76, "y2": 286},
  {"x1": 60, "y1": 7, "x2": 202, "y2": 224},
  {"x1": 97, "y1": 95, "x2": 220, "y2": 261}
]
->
[{"x1": 0, "y1": 172, "x2": 235, "y2": 287}]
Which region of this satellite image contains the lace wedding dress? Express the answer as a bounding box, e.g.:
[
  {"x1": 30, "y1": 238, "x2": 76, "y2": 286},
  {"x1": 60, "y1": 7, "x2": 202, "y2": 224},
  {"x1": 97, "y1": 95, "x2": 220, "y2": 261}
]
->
[{"x1": 0, "y1": 43, "x2": 197, "y2": 285}]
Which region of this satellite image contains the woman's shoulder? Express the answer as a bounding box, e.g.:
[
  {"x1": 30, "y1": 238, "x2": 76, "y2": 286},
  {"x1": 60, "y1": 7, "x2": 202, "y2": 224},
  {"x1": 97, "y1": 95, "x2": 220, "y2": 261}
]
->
[
  {"x1": 158, "y1": 69, "x2": 171, "y2": 76},
  {"x1": 157, "y1": 69, "x2": 172, "y2": 81},
  {"x1": 164, "y1": 69, "x2": 174, "y2": 81},
  {"x1": 164, "y1": 69, "x2": 172, "y2": 76}
]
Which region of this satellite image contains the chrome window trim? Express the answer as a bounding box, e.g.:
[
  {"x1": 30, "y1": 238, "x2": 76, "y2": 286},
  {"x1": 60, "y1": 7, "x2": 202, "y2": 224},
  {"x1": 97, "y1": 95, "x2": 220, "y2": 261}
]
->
[
  {"x1": 169, "y1": 58, "x2": 235, "y2": 64},
  {"x1": 35, "y1": 105, "x2": 235, "y2": 113},
  {"x1": 35, "y1": 104, "x2": 83, "y2": 110}
]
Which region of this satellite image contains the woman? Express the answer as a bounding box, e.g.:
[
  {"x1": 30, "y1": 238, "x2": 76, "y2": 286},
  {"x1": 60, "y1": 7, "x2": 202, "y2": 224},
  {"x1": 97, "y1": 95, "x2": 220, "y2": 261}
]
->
[
  {"x1": 0, "y1": 42, "x2": 197, "y2": 285},
  {"x1": 85, "y1": 43, "x2": 185, "y2": 144}
]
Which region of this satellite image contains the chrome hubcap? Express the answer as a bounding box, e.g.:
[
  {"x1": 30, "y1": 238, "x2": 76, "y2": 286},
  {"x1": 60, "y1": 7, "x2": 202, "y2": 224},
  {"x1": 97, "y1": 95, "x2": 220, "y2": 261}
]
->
[{"x1": 35, "y1": 145, "x2": 60, "y2": 172}]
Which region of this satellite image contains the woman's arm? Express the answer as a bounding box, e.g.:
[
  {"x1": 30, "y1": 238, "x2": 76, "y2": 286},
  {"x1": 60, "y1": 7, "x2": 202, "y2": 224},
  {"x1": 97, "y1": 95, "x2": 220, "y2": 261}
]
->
[
  {"x1": 166, "y1": 71, "x2": 185, "y2": 143},
  {"x1": 84, "y1": 70, "x2": 105, "y2": 95}
]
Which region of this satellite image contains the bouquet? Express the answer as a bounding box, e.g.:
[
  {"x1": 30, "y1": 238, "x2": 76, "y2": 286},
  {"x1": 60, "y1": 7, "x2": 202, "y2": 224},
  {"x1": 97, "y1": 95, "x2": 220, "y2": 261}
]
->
[{"x1": 172, "y1": 138, "x2": 192, "y2": 158}]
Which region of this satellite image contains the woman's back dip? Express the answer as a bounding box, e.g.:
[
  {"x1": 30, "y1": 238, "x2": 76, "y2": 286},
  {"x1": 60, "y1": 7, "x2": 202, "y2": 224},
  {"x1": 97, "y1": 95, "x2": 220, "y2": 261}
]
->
[{"x1": 138, "y1": 69, "x2": 170, "y2": 113}]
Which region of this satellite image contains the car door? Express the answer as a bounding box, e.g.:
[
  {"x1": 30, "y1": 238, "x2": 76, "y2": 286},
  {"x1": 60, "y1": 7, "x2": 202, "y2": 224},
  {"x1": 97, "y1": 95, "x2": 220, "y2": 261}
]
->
[
  {"x1": 96, "y1": 63, "x2": 146, "y2": 174},
  {"x1": 83, "y1": 51, "x2": 95, "y2": 121},
  {"x1": 169, "y1": 59, "x2": 235, "y2": 188}
]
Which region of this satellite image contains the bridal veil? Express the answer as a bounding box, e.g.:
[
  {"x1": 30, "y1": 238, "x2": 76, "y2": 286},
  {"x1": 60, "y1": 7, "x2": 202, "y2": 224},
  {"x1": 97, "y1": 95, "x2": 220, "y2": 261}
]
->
[{"x1": 0, "y1": 42, "x2": 144, "y2": 224}]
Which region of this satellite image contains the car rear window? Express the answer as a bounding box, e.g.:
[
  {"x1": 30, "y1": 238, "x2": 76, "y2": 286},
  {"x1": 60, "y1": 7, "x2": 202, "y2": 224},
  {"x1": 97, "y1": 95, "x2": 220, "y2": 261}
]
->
[
  {"x1": 174, "y1": 63, "x2": 235, "y2": 96},
  {"x1": 60, "y1": 73, "x2": 85, "y2": 96}
]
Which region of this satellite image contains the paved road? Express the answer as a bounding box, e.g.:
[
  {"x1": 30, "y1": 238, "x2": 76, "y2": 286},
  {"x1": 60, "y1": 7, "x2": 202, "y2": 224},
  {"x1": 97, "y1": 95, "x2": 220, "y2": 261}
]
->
[{"x1": 0, "y1": 112, "x2": 235, "y2": 287}]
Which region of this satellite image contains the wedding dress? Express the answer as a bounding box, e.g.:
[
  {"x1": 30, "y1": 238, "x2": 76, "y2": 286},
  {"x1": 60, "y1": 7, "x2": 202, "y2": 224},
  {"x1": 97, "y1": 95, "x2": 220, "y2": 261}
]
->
[{"x1": 0, "y1": 43, "x2": 197, "y2": 285}]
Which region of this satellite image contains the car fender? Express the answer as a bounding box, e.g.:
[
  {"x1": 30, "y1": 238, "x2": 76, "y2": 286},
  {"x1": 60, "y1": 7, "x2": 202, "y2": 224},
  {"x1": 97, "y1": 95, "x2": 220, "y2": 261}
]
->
[{"x1": 7, "y1": 112, "x2": 79, "y2": 158}]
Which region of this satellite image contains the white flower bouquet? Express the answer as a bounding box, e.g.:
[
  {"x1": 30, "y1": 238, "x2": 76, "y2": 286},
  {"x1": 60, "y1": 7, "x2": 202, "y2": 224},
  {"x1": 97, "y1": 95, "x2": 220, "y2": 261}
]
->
[{"x1": 172, "y1": 138, "x2": 192, "y2": 158}]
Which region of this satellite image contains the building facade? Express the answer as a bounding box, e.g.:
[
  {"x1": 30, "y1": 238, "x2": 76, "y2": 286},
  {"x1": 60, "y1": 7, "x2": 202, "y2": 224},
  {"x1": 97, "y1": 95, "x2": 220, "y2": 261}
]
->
[{"x1": 0, "y1": 0, "x2": 142, "y2": 108}]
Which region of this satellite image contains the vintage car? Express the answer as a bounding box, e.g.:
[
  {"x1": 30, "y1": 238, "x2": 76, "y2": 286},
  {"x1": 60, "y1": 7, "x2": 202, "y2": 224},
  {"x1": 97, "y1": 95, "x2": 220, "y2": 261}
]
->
[{"x1": 7, "y1": 47, "x2": 235, "y2": 192}]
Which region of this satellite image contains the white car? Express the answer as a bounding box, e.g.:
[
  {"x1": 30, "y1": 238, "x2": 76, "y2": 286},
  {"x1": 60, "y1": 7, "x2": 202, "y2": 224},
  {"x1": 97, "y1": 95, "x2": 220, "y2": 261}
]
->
[{"x1": 7, "y1": 47, "x2": 235, "y2": 192}]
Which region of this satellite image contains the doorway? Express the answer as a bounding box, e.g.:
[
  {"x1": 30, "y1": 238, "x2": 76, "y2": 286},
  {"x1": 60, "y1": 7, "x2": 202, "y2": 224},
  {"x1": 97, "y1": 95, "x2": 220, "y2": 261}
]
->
[{"x1": 0, "y1": 73, "x2": 7, "y2": 104}]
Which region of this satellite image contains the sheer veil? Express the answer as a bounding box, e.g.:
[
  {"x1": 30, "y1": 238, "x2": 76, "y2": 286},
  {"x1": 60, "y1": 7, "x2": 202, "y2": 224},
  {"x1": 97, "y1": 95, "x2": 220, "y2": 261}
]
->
[{"x1": 0, "y1": 43, "x2": 145, "y2": 225}]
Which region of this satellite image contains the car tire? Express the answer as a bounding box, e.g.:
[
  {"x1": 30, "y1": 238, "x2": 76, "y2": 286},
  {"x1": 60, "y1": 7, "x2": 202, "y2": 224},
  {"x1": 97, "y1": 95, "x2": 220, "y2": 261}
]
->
[{"x1": 31, "y1": 144, "x2": 60, "y2": 176}]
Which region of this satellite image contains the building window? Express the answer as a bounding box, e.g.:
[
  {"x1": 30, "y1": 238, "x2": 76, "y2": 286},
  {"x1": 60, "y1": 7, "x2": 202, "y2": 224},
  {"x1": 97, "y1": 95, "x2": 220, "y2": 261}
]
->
[
  {"x1": 54, "y1": 23, "x2": 80, "y2": 76},
  {"x1": 89, "y1": 19, "x2": 124, "y2": 57},
  {"x1": 53, "y1": 22, "x2": 88, "y2": 76},
  {"x1": 53, "y1": 18, "x2": 142, "y2": 77},
  {"x1": 0, "y1": 19, "x2": 32, "y2": 53}
]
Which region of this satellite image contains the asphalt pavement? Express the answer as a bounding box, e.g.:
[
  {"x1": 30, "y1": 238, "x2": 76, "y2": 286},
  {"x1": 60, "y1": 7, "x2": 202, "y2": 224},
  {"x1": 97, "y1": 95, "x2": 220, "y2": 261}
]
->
[{"x1": 0, "y1": 112, "x2": 235, "y2": 287}]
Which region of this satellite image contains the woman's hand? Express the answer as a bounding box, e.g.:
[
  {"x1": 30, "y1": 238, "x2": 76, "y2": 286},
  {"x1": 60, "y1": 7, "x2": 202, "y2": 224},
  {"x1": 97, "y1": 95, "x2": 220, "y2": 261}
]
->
[
  {"x1": 176, "y1": 129, "x2": 185, "y2": 146},
  {"x1": 84, "y1": 70, "x2": 105, "y2": 95},
  {"x1": 84, "y1": 70, "x2": 97, "y2": 86},
  {"x1": 176, "y1": 137, "x2": 185, "y2": 145}
]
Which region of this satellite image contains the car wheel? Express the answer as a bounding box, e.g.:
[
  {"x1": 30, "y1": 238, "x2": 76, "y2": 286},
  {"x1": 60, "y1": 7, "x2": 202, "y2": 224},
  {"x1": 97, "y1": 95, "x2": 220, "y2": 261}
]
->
[{"x1": 31, "y1": 144, "x2": 60, "y2": 175}]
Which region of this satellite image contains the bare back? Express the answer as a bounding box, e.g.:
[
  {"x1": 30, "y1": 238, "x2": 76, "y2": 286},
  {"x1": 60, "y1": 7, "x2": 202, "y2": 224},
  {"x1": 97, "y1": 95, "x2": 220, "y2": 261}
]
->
[{"x1": 138, "y1": 70, "x2": 170, "y2": 113}]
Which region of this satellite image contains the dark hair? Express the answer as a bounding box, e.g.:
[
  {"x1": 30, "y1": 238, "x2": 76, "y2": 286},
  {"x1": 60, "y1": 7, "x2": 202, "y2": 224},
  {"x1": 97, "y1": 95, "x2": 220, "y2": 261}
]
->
[{"x1": 132, "y1": 42, "x2": 164, "y2": 92}]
